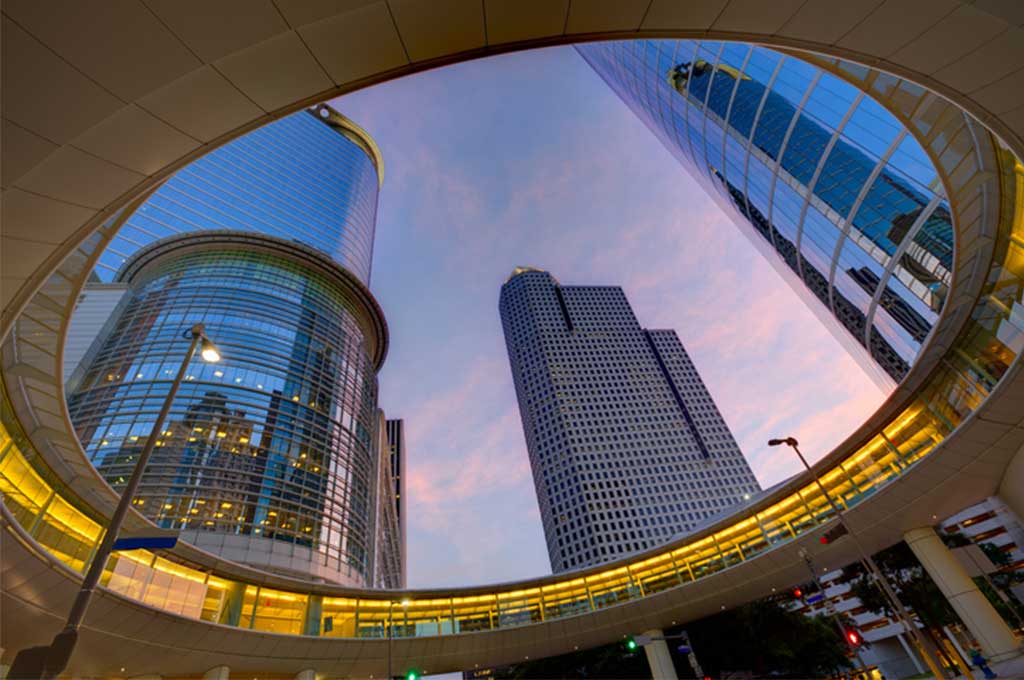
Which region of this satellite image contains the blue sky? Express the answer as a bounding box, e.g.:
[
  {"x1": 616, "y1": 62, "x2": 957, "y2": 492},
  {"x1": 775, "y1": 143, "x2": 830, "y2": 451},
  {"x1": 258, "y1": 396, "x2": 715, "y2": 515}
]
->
[{"x1": 330, "y1": 45, "x2": 888, "y2": 589}]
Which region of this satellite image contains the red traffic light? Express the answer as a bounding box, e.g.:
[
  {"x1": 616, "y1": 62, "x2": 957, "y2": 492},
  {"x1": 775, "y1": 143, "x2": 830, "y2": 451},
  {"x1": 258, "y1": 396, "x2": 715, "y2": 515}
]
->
[
  {"x1": 845, "y1": 629, "x2": 863, "y2": 647},
  {"x1": 792, "y1": 588, "x2": 802, "y2": 599},
  {"x1": 821, "y1": 524, "x2": 849, "y2": 545}
]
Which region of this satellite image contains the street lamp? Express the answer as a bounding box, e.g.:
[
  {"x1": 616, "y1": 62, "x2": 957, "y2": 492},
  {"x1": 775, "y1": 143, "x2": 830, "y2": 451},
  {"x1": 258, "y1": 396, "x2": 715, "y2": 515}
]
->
[
  {"x1": 769, "y1": 436, "x2": 948, "y2": 678},
  {"x1": 13, "y1": 323, "x2": 221, "y2": 680},
  {"x1": 387, "y1": 598, "x2": 410, "y2": 680}
]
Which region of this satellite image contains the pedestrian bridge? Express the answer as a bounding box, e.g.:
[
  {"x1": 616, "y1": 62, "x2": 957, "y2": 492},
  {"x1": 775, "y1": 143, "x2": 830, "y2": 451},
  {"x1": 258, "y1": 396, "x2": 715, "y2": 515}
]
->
[{"x1": 3, "y1": 1, "x2": 1024, "y2": 676}]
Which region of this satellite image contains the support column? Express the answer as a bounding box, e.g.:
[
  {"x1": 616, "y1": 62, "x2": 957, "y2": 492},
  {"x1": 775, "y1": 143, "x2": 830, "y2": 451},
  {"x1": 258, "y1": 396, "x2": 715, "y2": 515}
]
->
[
  {"x1": 896, "y1": 632, "x2": 926, "y2": 675},
  {"x1": 998, "y1": 441, "x2": 1024, "y2": 528},
  {"x1": 294, "y1": 670, "x2": 315, "y2": 680},
  {"x1": 203, "y1": 666, "x2": 230, "y2": 680},
  {"x1": 642, "y1": 629, "x2": 678, "y2": 680},
  {"x1": 905, "y1": 527, "x2": 1021, "y2": 662}
]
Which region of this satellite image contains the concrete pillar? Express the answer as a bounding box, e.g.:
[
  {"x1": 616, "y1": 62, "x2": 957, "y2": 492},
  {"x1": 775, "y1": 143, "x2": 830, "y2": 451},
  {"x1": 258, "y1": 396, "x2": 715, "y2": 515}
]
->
[
  {"x1": 998, "y1": 441, "x2": 1024, "y2": 522},
  {"x1": 642, "y1": 629, "x2": 678, "y2": 680},
  {"x1": 905, "y1": 526, "x2": 1021, "y2": 662},
  {"x1": 203, "y1": 666, "x2": 230, "y2": 680},
  {"x1": 896, "y1": 632, "x2": 926, "y2": 675},
  {"x1": 294, "y1": 670, "x2": 316, "y2": 680}
]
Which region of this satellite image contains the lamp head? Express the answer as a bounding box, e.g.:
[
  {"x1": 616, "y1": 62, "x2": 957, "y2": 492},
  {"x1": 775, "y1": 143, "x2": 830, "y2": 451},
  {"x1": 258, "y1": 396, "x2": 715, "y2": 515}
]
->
[{"x1": 200, "y1": 338, "x2": 221, "y2": 363}]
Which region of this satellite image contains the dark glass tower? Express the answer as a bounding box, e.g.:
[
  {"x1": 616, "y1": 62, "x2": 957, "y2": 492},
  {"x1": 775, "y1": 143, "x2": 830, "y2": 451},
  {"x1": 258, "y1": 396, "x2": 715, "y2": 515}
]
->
[
  {"x1": 578, "y1": 41, "x2": 953, "y2": 383},
  {"x1": 500, "y1": 268, "x2": 760, "y2": 572}
]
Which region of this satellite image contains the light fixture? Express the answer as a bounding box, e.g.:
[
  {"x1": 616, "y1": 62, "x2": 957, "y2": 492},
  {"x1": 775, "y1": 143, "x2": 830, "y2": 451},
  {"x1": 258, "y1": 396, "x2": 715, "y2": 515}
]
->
[{"x1": 200, "y1": 337, "x2": 221, "y2": 363}]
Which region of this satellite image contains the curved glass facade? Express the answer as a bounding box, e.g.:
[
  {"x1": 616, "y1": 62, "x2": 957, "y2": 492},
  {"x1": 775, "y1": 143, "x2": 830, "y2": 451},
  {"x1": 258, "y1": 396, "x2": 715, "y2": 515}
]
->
[
  {"x1": 66, "y1": 233, "x2": 387, "y2": 586},
  {"x1": 93, "y1": 105, "x2": 381, "y2": 286},
  {"x1": 577, "y1": 41, "x2": 953, "y2": 383}
]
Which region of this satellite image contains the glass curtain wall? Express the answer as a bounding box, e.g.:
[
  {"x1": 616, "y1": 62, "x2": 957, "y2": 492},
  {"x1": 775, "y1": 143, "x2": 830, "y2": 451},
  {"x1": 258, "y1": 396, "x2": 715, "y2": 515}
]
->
[
  {"x1": 66, "y1": 234, "x2": 387, "y2": 586},
  {"x1": 577, "y1": 40, "x2": 953, "y2": 383}
]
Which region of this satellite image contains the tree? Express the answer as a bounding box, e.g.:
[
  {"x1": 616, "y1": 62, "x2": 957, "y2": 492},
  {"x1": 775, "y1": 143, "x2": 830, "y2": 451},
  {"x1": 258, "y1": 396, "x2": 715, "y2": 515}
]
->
[{"x1": 494, "y1": 597, "x2": 853, "y2": 679}]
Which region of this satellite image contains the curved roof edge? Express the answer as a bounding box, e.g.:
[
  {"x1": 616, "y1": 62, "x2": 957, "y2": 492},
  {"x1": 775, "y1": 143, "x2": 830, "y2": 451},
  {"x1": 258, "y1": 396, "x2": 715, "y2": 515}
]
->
[{"x1": 310, "y1": 104, "x2": 385, "y2": 189}]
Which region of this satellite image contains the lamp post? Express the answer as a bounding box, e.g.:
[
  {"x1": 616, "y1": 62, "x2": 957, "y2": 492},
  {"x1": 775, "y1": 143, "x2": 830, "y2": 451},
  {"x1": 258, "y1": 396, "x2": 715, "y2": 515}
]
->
[
  {"x1": 387, "y1": 598, "x2": 410, "y2": 680},
  {"x1": 14, "y1": 323, "x2": 221, "y2": 679},
  {"x1": 768, "y1": 436, "x2": 948, "y2": 679}
]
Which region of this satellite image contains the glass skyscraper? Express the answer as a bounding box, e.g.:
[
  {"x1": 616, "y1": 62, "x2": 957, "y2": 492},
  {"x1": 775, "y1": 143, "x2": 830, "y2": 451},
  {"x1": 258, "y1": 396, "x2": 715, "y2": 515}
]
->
[
  {"x1": 94, "y1": 104, "x2": 383, "y2": 286},
  {"x1": 64, "y1": 105, "x2": 404, "y2": 588},
  {"x1": 578, "y1": 41, "x2": 953, "y2": 383},
  {"x1": 500, "y1": 268, "x2": 760, "y2": 572}
]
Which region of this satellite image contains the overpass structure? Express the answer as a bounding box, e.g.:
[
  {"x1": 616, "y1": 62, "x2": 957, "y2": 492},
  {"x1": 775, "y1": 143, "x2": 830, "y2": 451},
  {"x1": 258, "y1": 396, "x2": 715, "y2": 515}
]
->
[{"x1": 3, "y1": 1, "x2": 1024, "y2": 677}]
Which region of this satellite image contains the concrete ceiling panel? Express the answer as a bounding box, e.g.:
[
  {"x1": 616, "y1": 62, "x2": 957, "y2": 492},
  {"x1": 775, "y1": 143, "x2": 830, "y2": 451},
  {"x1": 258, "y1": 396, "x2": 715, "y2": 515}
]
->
[
  {"x1": 710, "y1": 0, "x2": 806, "y2": 35},
  {"x1": 973, "y1": 67, "x2": 1024, "y2": 114},
  {"x1": 484, "y1": 0, "x2": 569, "y2": 45},
  {"x1": 564, "y1": 0, "x2": 648, "y2": 35},
  {"x1": 299, "y1": 2, "x2": 409, "y2": 85},
  {"x1": 13, "y1": 145, "x2": 145, "y2": 210},
  {"x1": 215, "y1": 31, "x2": 333, "y2": 112},
  {"x1": 72, "y1": 104, "x2": 200, "y2": 176},
  {"x1": 641, "y1": 0, "x2": 728, "y2": 31},
  {"x1": 2, "y1": 236, "x2": 67, "y2": 281},
  {"x1": 889, "y1": 4, "x2": 1009, "y2": 76},
  {"x1": 972, "y1": 0, "x2": 1024, "y2": 27},
  {"x1": 144, "y1": 0, "x2": 289, "y2": 62},
  {"x1": 3, "y1": 0, "x2": 201, "y2": 101},
  {"x1": 836, "y1": 0, "x2": 960, "y2": 58},
  {"x1": 1, "y1": 188, "x2": 96, "y2": 245},
  {"x1": 1, "y1": 119, "x2": 59, "y2": 189},
  {"x1": 776, "y1": 0, "x2": 886, "y2": 46},
  {"x1": 932, "y1": 27, "x2": 1024, "y2": 96},
  {"x1": 390, "y1": 0, "x2": 485, "y2": 62},
  {"x1": 273, "y1": 0, "x2": 380, "y2": 28},
  {"x1": 1, "y1": 17, "x2": 124, "y2": 144},
  {"x1": 137, "y1": 66, "x2": 267, "y2": 142}
]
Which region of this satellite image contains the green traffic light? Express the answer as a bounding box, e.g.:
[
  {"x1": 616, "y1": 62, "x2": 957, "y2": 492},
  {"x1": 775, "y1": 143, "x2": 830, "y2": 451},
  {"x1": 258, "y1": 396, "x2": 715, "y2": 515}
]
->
[
  {"x1": 406, "y1": 672, "x2": 419, "y2": 680},
  {"x1": 626, "y1": 638, "x2": 638, "y2": 651}
]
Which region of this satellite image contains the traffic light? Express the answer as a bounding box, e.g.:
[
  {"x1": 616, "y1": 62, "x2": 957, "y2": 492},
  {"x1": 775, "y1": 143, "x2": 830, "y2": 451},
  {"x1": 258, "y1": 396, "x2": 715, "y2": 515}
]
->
[
  {"x1": 405, "y1": 669, "x2": 420, "y2": 680},
  {"x1": 820, "y1": 523, "x2": 849, "y2": 545},
  {"x1": 792, "y1": 587, "x2": 803, "y2": 599},
  {"x1": 625, "y1": 637, "x2": 638, "y2": 652},
  {"x1": 844, "y1": 628, "x2": 863, "y2": 648}
]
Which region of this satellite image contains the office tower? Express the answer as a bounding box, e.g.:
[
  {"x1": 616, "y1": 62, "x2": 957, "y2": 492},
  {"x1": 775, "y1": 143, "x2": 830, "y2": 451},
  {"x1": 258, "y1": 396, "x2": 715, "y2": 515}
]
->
[
  {"x1": 92, "y1": 104, "x2": 383, "y2": 286},
  {"x1": 65, "y1": 104, "x2": 403, "y2": 588},
  {"x1": 386, "y1": 418, "x2": 408, "y2": 586},
  {"x1": 62, "y1": 279, "x2": 129, "y2": 388},
  {"x1": 67, "y1": 231, "x2": 398, "y2": 587},
  {"x1": 577, "y1": 41, "x2": 953, "y2": 384},
  {"x1": 499, "y1": 268, "x2": 760, "y2": 572}
]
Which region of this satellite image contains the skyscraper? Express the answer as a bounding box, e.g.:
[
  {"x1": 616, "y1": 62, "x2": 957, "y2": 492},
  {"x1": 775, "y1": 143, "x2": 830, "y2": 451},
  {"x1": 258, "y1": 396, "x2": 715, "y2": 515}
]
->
[
  {"x1": 500, "y1": 268, "x2": 760, "y2": 572},
  {"x1": 577, "y1": 41, "x2": 953, "y2": 384},
  {"x1": 64, "y1": 104, "x2": 404, "y2": 588},
  {"x1": 386, "y1": 418, "x2": 408, "y2": 586},
  {"x1": 67, "y1": 232, "x2": 397, "y2": 587},
  {"x1": 93, "y1": 103, "x2": 383, "y2": 286}
]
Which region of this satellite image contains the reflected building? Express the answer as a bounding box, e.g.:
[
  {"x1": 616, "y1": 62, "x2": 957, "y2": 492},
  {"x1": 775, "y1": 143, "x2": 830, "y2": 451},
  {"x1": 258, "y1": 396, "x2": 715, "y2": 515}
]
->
[
  {"x1": 500, "y1": 268, "x2": 760, "y2": 572},
  {"x1": 66, "y1": 102, "x2": 404, "y2": 588},
  {"x1": 69, "y1": 232, "x2": 397, "y2": 587},
  {"x1": 578, "y1": 41, "x2": 954, "y2": 383}
]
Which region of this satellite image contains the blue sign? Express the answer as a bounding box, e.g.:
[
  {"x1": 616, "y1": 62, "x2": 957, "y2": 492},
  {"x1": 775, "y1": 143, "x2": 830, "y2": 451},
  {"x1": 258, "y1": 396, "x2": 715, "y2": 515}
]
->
[
  {"x1": 112, "y1": 535, "x2": 178, "y2": 551},
  {"x1": 806, "y1": 593, "x2": 824, "y2": 604}
]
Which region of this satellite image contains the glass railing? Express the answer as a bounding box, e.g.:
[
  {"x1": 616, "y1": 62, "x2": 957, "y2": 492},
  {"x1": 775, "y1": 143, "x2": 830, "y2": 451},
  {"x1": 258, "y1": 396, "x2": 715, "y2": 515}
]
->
[{"x1": 2, "y1": 130, "x2": 1022, "y2": 645}]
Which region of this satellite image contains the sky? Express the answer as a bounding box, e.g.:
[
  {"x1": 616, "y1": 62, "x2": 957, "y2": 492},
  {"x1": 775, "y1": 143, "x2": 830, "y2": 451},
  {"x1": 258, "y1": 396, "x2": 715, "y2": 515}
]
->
[{"x1": 330, "y1": 45, "x2": 889, "y2": 589}]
